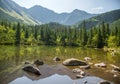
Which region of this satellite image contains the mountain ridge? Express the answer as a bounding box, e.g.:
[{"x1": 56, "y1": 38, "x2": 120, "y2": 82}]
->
[
  {"x1": 76, "y1": 9, "x2": 120, "y2": 29},
  {"x1": 0, "y1": 0, "x2": 39, "y2": 24},
  {"x1": 28, "y1": 5, "x2": 96, "y2": 25},
  {"x1": 0, "y1": 0, "x2": 120, "y2": 26}
]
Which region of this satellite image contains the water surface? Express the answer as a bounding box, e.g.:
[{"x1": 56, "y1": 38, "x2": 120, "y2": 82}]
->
[{"x1": 0, "y1": 46, "x2": 120, "y2": 84}]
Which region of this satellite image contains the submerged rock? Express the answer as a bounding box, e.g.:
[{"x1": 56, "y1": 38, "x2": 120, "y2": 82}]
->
[
  {"x1": 22, "y1": 65, "x2": 41, "y2": 75},
  {"x1": 110, "y1": 64, "x2": 120, "y2": 72},
  {"x1": 72, "y1": 68, "x2": 83, "y2": 73},
  {"x1": 84, "y1": 57, "x2": 92, "y2": 61},
  {"x1": 34, "y1": 60, "x2": 44, "y2": 65},
  {"x1": 72, "y1": 68, "x2": 86, "y2": 78},
  {"x1": 76, "y1": 74, "x2": 84, "y2": 78},
  {"x1": 76, "y1": 70, "x2": 86, "y2": 78},
  {"x1": 99, "y1": 80, "x2": 110, "y2": 84},
  {"x1": 63, "y1": 58, "x2": 87, "y2": 66},
  {"x1": 94, "y1": 63, "x2": 107, "y2": 68},
  {"x1": 53, "y1": 56, "x2": 60, "y2": 61},
  {"x1": 79, "y1": 65, "x2": 91, "y2": 69},
  {"x1": 25, "y1": 61, "x2": 30, "y2": 64},
  {"x1": 113, "y1": 74, "x2": 118, "y2": 78}
]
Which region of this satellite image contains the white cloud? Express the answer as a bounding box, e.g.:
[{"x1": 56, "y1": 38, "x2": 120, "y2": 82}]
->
[
  {"x1": 92, "y1": 7, "x2": 104, "y2": 11},
  {"x1": 91, "y1": 7, "x2": 104, "y2": 13}
]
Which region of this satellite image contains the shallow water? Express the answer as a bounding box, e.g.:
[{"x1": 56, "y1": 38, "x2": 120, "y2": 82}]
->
[{"x1": 0, "y1": 45, "x2": 120, "y2": 84}]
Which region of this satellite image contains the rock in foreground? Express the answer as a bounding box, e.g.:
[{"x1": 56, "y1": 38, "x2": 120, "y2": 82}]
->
[
  {"x1": 63, "y1": 58, "x2": 87, "y2": 66},
  {"x1": 22, "y1": 65, "x2": 41, "y2": 75},
  {"x1": 99, "y1": 80, "x2": 111, "y2": 84}
]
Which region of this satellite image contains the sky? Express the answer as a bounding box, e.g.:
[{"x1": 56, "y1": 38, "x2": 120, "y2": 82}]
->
[{"x1": 12, "y1": 0, "x2": 120, "y2": 14}]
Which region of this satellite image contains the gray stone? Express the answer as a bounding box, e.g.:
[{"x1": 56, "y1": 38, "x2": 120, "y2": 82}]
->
[
  {"x1": 76, "y1": 74, "x2": 84, "y2": 78},
  {"x1": 99, "y1": 80, "x2": 110, "y2": 84},
  {"x1": 25, "y1": 61, "x2": 30, "y2": 64},
  {"x1": 22, "y1": 65, "x2": 41, "y2": 75},
  {"x1": 84, "y1": 57, "x2": 92, "y2": 61},
  {"x1": 79, "y1": 65, "x2": 91, "y2": 69},
  {"x1": 72, "y1": 68, "x2": 82, "y2": 73},
  {"x1": 34, "y1": 60, "x2": 44, "y2": 65},
  {"x1": 94, "y1": 63, "x2": 107, "y2": 68},
  {"x1": 63, "y1": 58, "x2": 87, "y2": 66},
  {"x1": 53, "y1": 56, "x2": 60, "y2": 61},
  {"x1": 110, "y1": 64, "x2": 120, "y2": 72}
]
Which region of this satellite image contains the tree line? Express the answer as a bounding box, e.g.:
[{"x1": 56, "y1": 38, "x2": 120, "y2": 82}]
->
[{"x1": 0, "y1": 21, "x2": 120, "y2": 48}]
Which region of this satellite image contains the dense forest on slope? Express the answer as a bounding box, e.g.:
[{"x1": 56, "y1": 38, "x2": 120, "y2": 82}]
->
[
  {"x1": 0, "y1": 20, "x2": 120, "y2": 48},
  {"x1": 0, "y1": 0, "x2": 120, "y2": 48},
  {"x1": 76, "y1": 9, "x2": 120, "y2": 29}
]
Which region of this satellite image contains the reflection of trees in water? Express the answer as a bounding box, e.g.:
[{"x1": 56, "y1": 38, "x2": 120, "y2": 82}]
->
[
  {"x1": 14, "y1": 46, "x2": 20, "y2": 65},
  {"x1": 0, "y1": 46, "x2": 120, "y2": 69}
]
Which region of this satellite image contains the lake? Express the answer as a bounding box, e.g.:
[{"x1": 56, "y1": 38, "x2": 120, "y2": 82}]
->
[{"x1": 0, "y1": 46, "x2": 120, "y2": 84}]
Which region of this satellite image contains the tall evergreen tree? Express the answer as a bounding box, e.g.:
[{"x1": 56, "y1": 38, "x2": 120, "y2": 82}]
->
[
  {"x1": 15, "y1": 22, "x2": 21, "y2": 45},
  {"x1": 87, "y1": 28, "x2": 93, "y2": 46},
  {"x1": 81, "y1": 21, "x2": 87, "y2": 46},
  {"x1": 34, "y1": 26, "x2": 38, "y2": 40},
  {"x1": 25, "y1": 28, "x2": 29, "y2": 39},
  {"x1": 96, "y1": 29, "x2": 103, "y2": 48}
]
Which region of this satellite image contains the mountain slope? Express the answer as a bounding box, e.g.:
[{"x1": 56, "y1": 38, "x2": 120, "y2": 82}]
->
[
  {"x1": 0, "y1": 0, "x2": 39, "y2": 24},
  {"x1": 28, "y1": 5, "x2": 96, "y2": 25},
  {"x1": 76, "y1": 9, "x2": 120, "y2": 29},
  {"x1": 28, "y1": 5, "x2": 58, "y2": 23}
]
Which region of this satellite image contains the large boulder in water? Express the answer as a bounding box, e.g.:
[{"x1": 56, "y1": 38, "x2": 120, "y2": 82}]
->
[
  {"x1": 63, "y1": 58, "x2": 87, "y2": 66},
  {"x1": 22, "y1": 65, "x2": 41, "y2": 75}
]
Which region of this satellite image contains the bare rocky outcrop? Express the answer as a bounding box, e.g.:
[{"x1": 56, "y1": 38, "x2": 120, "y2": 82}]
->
[
  {"x1": 63, "y1": 58, "x2": 87, "y2": 66},
  {"x1": 22, "y1": 65, "x2": 41, "y2": 75}
]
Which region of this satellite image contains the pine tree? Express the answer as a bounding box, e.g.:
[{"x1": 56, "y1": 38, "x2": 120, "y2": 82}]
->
[
  {"x1": 96, "y1": 29, "x2": 103, "y2": 48},
  {"x1": 81, "y1": 21, "x2": 87, "y2": 46},
  {"x1": 15, "y1": 22, "x2": 21, "y2": 45},
  {"x1": 34, "y1": 25, "x2": 38, "y2": 40},
  {"x1": 25, "y1": 28, "x2": 29, "y2": 39},
  {"x1": 87, "y1": 28, "x2": 93, "y2": 46}
]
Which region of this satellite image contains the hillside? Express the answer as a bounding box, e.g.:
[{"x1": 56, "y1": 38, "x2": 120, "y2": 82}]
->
[
  {"x1": 0, "y1": 0, "x2": 39, "y2": 24},
  {"x1": 76, "y1": 9, "x2": 120, "y2": 29},
  {"x1": 28, "y1": 5, "x2": 96, "y2": 25}
]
